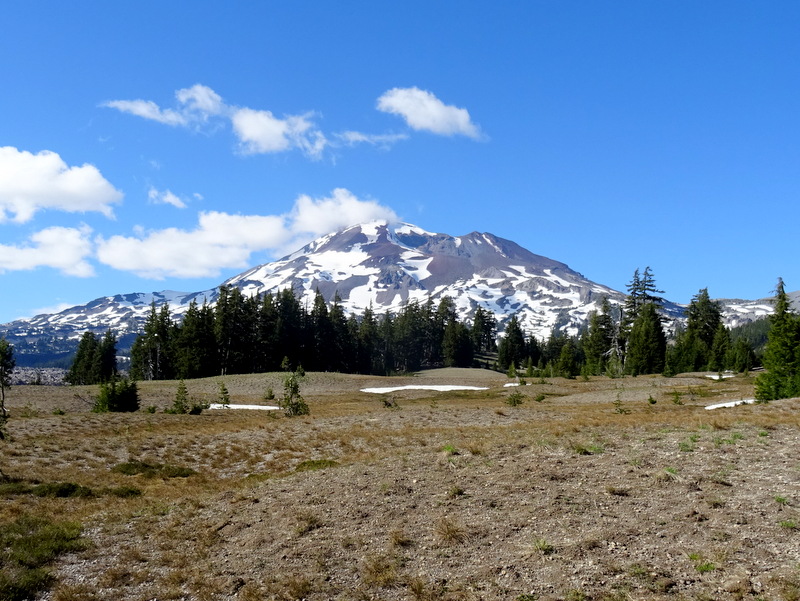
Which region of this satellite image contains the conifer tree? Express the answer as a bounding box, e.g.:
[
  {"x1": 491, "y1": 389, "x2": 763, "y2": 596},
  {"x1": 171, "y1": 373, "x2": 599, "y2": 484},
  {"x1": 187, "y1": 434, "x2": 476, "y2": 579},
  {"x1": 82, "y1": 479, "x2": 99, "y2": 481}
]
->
[
  {"x1": 625, "y1": 303, "x2": 666, "y2": 376},
  {"x1": 0, "y1": 338, "x2": 15, "y2": 418},
  {"x1": 65, "y1": 331, "x2": 100, "y2": 385},
  {"x1": 497, "y1": 315, "x2": 525, "y2": 371},
  {"x1": 755, "y1": 278, "x2": 800, "y2": 400}
]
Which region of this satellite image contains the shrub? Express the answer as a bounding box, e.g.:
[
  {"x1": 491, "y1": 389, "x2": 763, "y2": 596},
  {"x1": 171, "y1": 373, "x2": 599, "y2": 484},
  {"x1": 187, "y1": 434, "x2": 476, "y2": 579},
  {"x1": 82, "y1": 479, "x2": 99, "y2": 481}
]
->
[
  {"x1": 93, "y1": 377, "x2": 139, "y2": 413},
  {"x1": 111, "y1": 460, "x2": 195, "y2": 479},
  {"x1": 0, "y1": 515, "x2": 84, "y2": 601},
  {"x1": 506, "y1": 391, "x2": 525, "y2": 407},
  {"x1": 281, "y1": 370, "x2": 309, "y2": 417},
  {"x1": 295, "y1": 459, "x2": 339, "y2": 472},
  {"x1": 31, "y1": 482, "x2": 93, "y2": 498}
]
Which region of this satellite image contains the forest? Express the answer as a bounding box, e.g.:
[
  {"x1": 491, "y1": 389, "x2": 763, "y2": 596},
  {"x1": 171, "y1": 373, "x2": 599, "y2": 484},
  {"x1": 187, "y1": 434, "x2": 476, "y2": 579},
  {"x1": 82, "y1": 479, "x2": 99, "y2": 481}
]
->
[{"x1": 61, "y1": 268, "x2": 785, "y2": 395}]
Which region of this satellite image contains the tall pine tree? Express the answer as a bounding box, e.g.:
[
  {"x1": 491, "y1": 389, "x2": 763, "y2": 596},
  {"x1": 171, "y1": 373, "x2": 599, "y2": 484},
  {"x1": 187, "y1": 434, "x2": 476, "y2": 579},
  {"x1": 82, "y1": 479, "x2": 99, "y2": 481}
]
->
[{"x1": 755, "y1": 278, "x2": 800, "y2": 400}]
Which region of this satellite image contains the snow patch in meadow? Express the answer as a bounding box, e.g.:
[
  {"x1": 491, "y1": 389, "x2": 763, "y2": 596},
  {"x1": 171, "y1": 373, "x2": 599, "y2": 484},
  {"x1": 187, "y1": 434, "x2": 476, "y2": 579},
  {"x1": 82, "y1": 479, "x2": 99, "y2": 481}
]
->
[
  {"x1": 704, "y1": 399, "x2": 756, "y2": 410},
  {"x1": 208, "y1": 404, "x2": 280, "y2": 411},
  {"x1": 361, "y1": 385, "x2": 488, "y2": 394},
  {"x1": 705, "y1": 374, "x2": 735, "y2": 380}
]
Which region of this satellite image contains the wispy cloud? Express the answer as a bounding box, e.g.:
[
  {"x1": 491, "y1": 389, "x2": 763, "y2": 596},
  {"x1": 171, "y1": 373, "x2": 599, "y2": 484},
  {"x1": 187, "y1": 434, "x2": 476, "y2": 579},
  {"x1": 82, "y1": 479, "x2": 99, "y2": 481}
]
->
[
  {"x1": 104, "y1": 84, "x2": 329, "y2": 159},
  {"x1": 231, "y1": 108, "x2": 328, "y2": 158},
  {"x1": 95, "y1": 188, "x2": 398, "y2": 279},
  {"x1": 335, "y1": 131, "x2": 409, "y2": 149},
  {"x1": 0, "y1": 146, "x2": 122, "y2": 223},
  {"x1": 377, "y1": 87, "x2": 482, "y2": 139},
  {"x1": 148, "y1": 187, "x2": 188, "y2": 209},
  {"x1": 103, "y1": 84, "x2": 482, "y2": 160}
]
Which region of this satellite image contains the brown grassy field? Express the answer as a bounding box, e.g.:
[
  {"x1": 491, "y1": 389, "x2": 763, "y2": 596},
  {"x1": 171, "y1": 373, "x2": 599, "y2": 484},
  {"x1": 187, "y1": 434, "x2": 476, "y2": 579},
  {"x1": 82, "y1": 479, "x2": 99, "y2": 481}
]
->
[{"x1": 2, "y1": 368, "x2": 800, "y2": 601}]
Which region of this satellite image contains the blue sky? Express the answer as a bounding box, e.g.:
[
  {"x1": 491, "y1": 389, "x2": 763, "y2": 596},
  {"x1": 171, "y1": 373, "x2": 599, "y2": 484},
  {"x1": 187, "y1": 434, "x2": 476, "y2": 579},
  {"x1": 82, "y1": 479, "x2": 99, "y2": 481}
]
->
[{"x1": 2, "y1": 1, "x2": 799, "y2": 324}]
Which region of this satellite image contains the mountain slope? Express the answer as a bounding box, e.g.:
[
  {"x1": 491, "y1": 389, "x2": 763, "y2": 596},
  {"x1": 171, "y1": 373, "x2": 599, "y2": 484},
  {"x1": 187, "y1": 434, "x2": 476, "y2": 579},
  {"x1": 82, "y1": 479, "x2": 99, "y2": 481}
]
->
[{"x1": 0, "y1": 220, "x2": 785, "y2": 363}]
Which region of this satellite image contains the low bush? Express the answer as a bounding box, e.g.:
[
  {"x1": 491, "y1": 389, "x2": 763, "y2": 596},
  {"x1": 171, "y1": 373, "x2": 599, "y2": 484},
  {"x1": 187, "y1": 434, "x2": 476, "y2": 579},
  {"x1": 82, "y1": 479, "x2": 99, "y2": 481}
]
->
[{"x1": 0, "y1": 515, "x2": 84, "y2": 601}]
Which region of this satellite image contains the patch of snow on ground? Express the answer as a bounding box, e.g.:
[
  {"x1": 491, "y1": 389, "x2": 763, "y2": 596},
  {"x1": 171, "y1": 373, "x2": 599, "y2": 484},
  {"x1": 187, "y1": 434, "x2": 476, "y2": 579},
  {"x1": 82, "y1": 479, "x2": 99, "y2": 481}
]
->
[
  {"x1": 361, "y1": 385, "x2": 489, "y2": 394},
  {"x1": 706, "y1": 374, "x2": 735, "y2": 380},
  {"x1": 208, "y1": 404, "x2": 280, "y2": 411},
  {"x1": 705, "y1": 399, "x2": 756, "y2": 410}
]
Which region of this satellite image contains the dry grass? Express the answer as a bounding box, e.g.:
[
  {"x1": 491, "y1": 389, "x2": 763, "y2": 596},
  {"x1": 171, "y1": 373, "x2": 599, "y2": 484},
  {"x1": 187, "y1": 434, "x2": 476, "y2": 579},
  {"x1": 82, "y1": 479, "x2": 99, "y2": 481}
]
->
[{"x1": 1, "y1": 368, "x2": 799, "y2": 600}]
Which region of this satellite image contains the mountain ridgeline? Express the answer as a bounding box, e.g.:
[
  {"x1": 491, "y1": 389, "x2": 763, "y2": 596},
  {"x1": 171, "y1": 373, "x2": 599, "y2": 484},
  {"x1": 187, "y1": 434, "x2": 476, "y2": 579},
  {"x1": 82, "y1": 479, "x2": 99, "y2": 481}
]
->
[{"x1": 0, "y1": 220, "x2": 787, "y2": 367}]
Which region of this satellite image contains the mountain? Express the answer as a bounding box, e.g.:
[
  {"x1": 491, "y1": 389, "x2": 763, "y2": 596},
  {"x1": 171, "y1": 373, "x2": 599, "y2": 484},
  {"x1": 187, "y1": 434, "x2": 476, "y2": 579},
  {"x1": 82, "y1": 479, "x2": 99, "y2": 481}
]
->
[{"x1": 0, "y1": 220, "x2": 784, "y2": 364}]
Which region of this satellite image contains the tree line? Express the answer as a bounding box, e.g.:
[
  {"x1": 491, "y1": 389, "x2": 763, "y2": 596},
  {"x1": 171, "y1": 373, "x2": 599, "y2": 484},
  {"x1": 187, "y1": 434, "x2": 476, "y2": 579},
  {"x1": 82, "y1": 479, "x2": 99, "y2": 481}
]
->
[
  {"x1": 64, "y1": 268, "x2": 799, "y2": 401},
  {"x1": 128, "y1": 287, "x2": 496, "y2": 380},
  {"x1": 496, "y1": 267, "x2": 758, "y2": 379}
]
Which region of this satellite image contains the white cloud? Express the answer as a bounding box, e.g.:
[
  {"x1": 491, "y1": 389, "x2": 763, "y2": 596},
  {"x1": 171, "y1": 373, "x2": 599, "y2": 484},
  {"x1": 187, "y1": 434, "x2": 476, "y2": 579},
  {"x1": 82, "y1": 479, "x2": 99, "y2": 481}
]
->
[
  {"x1": 175, "y1": 84, "x2": 224, "y2": 120},
  {"x1": 148, "y1": 187, "x2": 188, "y2": 209},
  {"x1": 231, "y1": 108, "x2": 327, "y2": 158},
  {"x1": 335, "y1": 131, "x2": 409, "y2": 149},
  {"x1": 0, "y1": 147, "x2": 122, "y2": 223},
  {"x1": 0, "y1": 225, "x2": 95, "y2": 276},
  {"x1": 102, "y1": 100, "x2": 187, "y2": 126},
  {"x1": 288, "y1": 188, "x2": 398, "y2": 240},
  {"x1": 103, "y1": 84, "x2": 224, "y2": 127},
  {"x1": 96, "y1": 212, "x2": 289, "y2": 279},
  {"x1": 377, "y1": 87, "x2": 482, "y2": 139},
  {"x1": 95, "y1": 189, "x2": 398, "y2": 279}
]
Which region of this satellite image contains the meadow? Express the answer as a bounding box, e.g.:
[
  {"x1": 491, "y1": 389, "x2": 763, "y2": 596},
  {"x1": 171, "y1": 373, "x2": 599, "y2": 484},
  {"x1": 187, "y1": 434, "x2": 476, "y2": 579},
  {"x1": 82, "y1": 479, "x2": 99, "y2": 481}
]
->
[{"x1": 2, "y1": 368, "x2": 799, "y2": 601}]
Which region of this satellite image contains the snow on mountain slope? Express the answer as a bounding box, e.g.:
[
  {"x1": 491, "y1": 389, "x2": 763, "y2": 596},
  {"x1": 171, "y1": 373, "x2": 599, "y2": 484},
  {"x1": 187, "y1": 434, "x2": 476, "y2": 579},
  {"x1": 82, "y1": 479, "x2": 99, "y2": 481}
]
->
[
  {"x1": 0, "y1": 220, "x2": 784, "y2": 359},
  {"x1": 224, "y1": 220, "x2": 627, "y2": 337}
]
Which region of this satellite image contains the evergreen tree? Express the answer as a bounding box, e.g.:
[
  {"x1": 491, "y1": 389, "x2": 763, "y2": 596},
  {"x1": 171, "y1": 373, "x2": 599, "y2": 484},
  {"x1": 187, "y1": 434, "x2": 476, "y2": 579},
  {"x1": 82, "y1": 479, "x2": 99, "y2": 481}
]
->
[
  {"x1": 174, "y1": 300, "x2": 217, "y2": 379},
  {"x1": 624, "y1": 267, "x2": 664, "y2": 328},
  {"x1": 708, "y1": 323, "x2": 731, "y2": 372},
  {"x1": 755, "y1": 278, "x2": 800, "y2": 400},
  {"x1": 625, "y1": 303, "x2": 667, "y2": 376},
  {"x1": 65, "y1": 331, "x2": 100, "y2": 385},
  {"x1": 256, "y1": 293, "x2": 279, "y2": 372},
  {"x1": 556, "y1": 338, "x2": 579, "y2": 378},
  {"x1": 308, "y1": 290, "x2": 333, "y2": 371},
  {"x1": 471, "y1": 306, "x2": 497, "y2": 353},
  {"x1": 0, "y1": 338, "x2": 15, "y2": 421},
  {"x1": 497, "y1": 315, "x2": 525, "y2": 371},
  {"x1": 275, "y1": 288, "x2": 303, "y2": 371},
  {"x1": 97, "y1": 331, "x2": 119, "y2": 382},
  {"x1": 131, "y1": 303, "x2": 175, "y2": 380},
  {"x1": 583, "y1": 302, "x2": 613, "y2": 375},
  {"x1": 94, "y1": 377, "x2": 139, "y2": 412},
  {"x1": 65, "y1": 331, "x2": 116, "y2": 385},
  {"x1": 329, "y1": 294, "x2": 353, "y2": 371},
  {"x1": 377, "y1": 312, "x2": 395, "y2": 375},
  {"x1": 357, "y1": 305, "x2": 379, "y2": 374}
]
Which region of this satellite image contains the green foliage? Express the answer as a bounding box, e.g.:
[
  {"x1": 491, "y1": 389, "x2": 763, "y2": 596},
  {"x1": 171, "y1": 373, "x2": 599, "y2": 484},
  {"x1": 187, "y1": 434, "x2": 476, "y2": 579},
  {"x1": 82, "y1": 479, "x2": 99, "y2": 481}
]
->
[
  {"x1": 281, "y1": 370, "x2": 309, "y2": 416},
  {"x1": 165, "y1": 379, "x2": 207, "y2": 414},
  {"x1": 170, "y1": 379, "x2": 189, "y2": 413},
  {"x1": 217, "y1": 380, "x2": 230, "y2": 408},
  {"x1": 92, "y1": 377, "x2": 139, "y2": 413},
  {"x1": 0, "y1": 515, "x2": 84, "y2": 601},
  {"x1": 295, "y1": 459, "x2": 339, "y2": 472},
  {"x1": 111, "y1": 460, "x2": 195, "y2": 478},
  {"x1": 65, "y1": 330, "x2": 117, "y2": 385},
  {"x1": 625, "y1": 303, "x2": 666, "y2": 376},
  {"x1": 0, "y1": 338, "x2": 14, "y2": 441},
  {"x1": 506, "y1": 390, "x2": 525, "y2": 407},
  {"x1": 755, "y1": 278, "x2": 800, "y2": 400},
  {"x1": 498, "y1": 315, "x2": 526, "y2": 371}
]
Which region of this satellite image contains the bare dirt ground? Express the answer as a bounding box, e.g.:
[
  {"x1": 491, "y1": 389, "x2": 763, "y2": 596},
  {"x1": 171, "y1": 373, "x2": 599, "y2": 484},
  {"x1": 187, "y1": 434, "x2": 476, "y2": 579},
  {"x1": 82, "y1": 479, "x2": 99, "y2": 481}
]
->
[{"x1": 3, "y1": 368, "x2": 800, "y2": 601}]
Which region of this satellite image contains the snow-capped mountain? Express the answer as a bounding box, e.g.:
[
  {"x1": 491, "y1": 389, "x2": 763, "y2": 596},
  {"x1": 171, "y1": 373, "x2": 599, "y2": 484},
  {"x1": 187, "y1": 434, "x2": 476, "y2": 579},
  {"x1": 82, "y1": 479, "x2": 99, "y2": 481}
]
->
[
  {"x1": 224, "y1": 221, "x2": 632, "y2": 336},
  {"x1": 0, "y1": 220, "x2": 784, "y2": 362}
]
